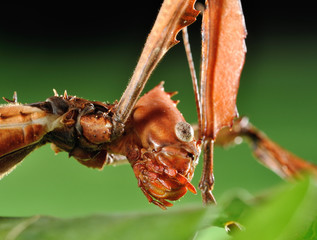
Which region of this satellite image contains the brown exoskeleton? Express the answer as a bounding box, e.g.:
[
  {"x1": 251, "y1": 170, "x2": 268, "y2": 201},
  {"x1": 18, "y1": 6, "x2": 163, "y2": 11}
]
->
[
  {"x1": 1, "y1": 0, "x2": 316, "y2": 209},
  {"x1": 0, "y1": 83, "x2": 198, "y2": 209}
]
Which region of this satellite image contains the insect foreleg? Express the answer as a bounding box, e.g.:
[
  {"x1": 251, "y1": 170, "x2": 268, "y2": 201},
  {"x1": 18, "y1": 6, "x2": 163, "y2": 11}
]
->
[{"x1": 113, "y1": 0, "x2": 199, "y2": 139}]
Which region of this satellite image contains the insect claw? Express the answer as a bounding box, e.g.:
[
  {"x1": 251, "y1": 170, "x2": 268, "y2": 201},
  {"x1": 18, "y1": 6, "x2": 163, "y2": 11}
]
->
[
  {"x1": 200, "y1": 185, "x2": 217, "y2": 205},
  {"x1": 53, "y1": 89, "x2": 59, "y2": 96},
  {"x1": 186, "y1": 182, "x2": 197, "y2": 194},
  {"x1": 159, "y1": 199, "x2": 173, "y2": 208},
  {"x1": 175, "y1": 173, "x2": 197, "y2": 194},
  {"x1": 152, "y1": 200, "x2": 167, "y2": 210}
]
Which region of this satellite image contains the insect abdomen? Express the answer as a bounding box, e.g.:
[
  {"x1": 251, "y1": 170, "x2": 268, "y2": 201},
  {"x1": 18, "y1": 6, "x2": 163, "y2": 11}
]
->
[{"x1": 0, "y1": 105, "x2": 61, "y2": 177}]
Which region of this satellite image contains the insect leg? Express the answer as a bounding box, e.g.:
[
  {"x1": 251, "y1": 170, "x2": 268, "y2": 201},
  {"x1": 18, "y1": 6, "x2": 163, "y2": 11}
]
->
[
  {"x1": 190, "y1": 0, "x2": 246, "y2": 204},
  {"x1": 199, "y1": 139, "x2": 217, "y2": 204},
  {"x1": 215, "y1": 117, "x2": 317, "y2": 178},
  {"x1": 113, "y1": 0, "x2": 199, "y2": 139},
  {"x1": 0, "y1": 143, "x2": 40, "y2": 179}
]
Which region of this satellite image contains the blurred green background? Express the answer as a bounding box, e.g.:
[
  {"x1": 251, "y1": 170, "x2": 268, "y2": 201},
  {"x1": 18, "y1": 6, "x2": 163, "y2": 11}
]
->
[{"x1": 0, "y1": 2, "x2": 316, "y2": 217}]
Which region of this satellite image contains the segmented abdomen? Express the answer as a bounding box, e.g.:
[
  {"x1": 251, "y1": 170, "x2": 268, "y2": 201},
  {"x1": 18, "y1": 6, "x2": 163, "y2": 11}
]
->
[{"x1": 0, "y1": 105, "x2": 60, "y2": 177}]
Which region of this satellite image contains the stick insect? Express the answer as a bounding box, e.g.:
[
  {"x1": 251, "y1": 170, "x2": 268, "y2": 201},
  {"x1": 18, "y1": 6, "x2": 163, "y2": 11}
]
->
[{"x1": 0, "y1": 0, "x2": 316, "y2": 209}]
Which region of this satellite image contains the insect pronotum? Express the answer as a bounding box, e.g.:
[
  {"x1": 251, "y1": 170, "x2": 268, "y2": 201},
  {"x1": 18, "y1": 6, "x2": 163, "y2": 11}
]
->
[{"x1": 0, "y1": 0, "x2": 316, "y2": 210}]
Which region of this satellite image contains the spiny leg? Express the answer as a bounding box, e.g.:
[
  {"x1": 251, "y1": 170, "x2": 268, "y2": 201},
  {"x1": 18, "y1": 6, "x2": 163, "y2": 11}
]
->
[{"x1": 138, "y1": 180, "x2": 172, "y2": 210}]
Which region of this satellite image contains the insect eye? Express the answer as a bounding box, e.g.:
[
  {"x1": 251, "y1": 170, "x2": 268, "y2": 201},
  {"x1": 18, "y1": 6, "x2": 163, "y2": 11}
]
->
[{"x1": 175, "y1": 122, "x2": 194, "y2": 142}]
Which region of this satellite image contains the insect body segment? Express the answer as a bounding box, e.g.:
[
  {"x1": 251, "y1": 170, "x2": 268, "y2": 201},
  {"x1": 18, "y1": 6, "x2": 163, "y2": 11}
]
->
[
  {"x1": 0, "y1": 84, "x2": 199, "y2": 208},
  {"x1": 0, "y1": 93, "x2": 116, "y2": 177},
  {"x1": 0, "y1": 105, "x2": 60, "y2": 178},
  {"x1": 108, "y1": 83, "x2": 199, "y2": 209},
  {"x1": 1, "y1": 0, "x2": 317, "y2": 210},
  {"x1": 31, "y1": 94, "x2": 115, "y2": 169}
]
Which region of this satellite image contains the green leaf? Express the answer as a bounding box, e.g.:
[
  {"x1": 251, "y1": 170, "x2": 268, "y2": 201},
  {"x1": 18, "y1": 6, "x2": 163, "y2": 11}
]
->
[
  {"x1": 0, "y1": 217, "x2": 31, "y2": 239},
  {"x1": 233, "y1": 176, "x2": 317, "y2": 240},
  {"x1": 0, "y1": 207, "x2": 207, "y2": 240},
  {"x1": 212, "y1": 190, "x2": 253, "y2": 227},
  {"x1": 195, "y1": 226, "x2": 231, "y2": 240},
  {"x1": 1, "y1": 177, "x2": 316, "y2": 240},
  {"x1": 301, "y1": 219, "x2": 317, "y2": 239}
]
